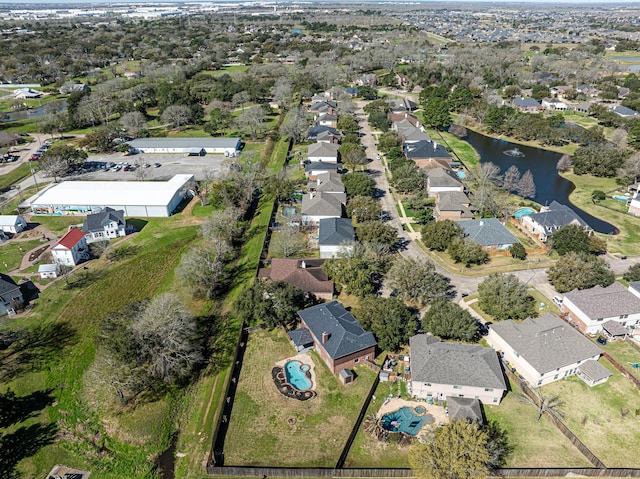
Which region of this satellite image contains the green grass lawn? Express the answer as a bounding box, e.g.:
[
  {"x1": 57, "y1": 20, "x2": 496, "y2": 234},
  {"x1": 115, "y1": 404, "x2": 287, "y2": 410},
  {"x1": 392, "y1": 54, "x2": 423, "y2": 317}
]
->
[
  {"x1": 542, "y1": 361, "x2": 640, "y2": 467},
  {"x1": 0, "y1": 238, "x2": 45, "y2": 271},
  {"x1": 598, "y1": 340, "x2": 640, "y2": 377},
  {"x1": 31, "y1": 215, "x2": 85, "y2": 236},
  {"x1": 483, "y1": 386, "x2": 592, "y2": 467},
  {"x1": 223, "y1": 328, "x2": 377, "y2": 467},
  {"x1": 428, "y1": 129, "x2": 480, "y2": 168},
  {"x1": 0, "y1": 163, "x2": 31, "y2": 192}
]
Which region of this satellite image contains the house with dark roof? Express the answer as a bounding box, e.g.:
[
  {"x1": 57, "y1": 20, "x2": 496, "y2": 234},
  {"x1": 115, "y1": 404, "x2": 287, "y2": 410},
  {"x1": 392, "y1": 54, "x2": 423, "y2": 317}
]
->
[
  {"x1": 301, "y1": 192, "x2": 345, "y2": 225},
  {"x1": 308, "y1": 126, "x2": 340, "y2": 142},
  {"x1": 409, "y1": 335, "x2": 507, "y2": 404},
  {"x1": 393, "y1": 120, "x2": 432, "y2": 144},
  {"x1": 434, "y1": 191, "x2": 475, "y2": 221},
  {"x1": 389, "y1": 97, "x2": 417, "y2": 113},
  {"x1": 611, "y1": 105, "x2": 639, "y2": 118},
  {"x1": 305, "y1": 161, "x2": 341, "y2": 180},
  {"x1": 295, "y1": 301, "x2": 377, "y2": 374},
  {"x1": 561, "y1": 282, "x2": 640, "y2": 336},
  {"x1": 404, "y1": 141, "x2": 453, "y2": 167},
  {"x1": 512, "y1": 96, "x2": 543, "y2": 112},
  {"x1": 520, "y1": 201, "x2": 590, "y2": 241},
  {"x1": 258, "y1": 258, "x2": 334, "y2": 300},
  {"x1": 426, "y1": 167, "x2": 464, "y2": 196},
  {"x1": 82, "y1": 207, "x2": 126, "y2": 243},
  {"x1": 308, "y1": 142, "x2": 339, "y2": 164},
  {"x1": 309, "y1": 100, "x2": 337, "y2": 115},
  {"x1": 455, "y1": 218, "x2": 519, "y2": 250},
  {"x1": 0, "y1": 274, "x2": 24, "y2": 316},
  {"x1": 318, "y1": 217, "x2": 355, "y2": 258},
  {"x1": 308, "y1": 172, "x2": 345, "y2": 194},
  {"x1": 51, "y1": 229, "x2": 89, "y2": 267},
  {"x1": 487, "y1": 313, "x2": 604, "y2": 387},
  {"x1": 317, "y1": 130, "x2": 340, "y2": 144}
]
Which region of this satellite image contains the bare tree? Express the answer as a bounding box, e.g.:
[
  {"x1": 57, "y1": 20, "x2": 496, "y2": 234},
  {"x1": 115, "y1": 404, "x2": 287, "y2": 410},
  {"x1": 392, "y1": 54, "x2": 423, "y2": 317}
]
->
[
  {"x1": 279, "y1": 107, "x2": 308, "y2": 145},
  {"x1": 231, "y1": 91, "x2": 250, "y2": 112},
  {"x1": 556, "y1": 154, "x2": 572, "y2": 172},
  {"x1": 620, "y1": 152, "x2": 640, "y2": 184},
  {"x1": 611, "y1": 127, "x2": 628, "y2": 150},
  {"x1": 475, "y1": 162, "x2": 501, "y2": 215},
  {"x1": 160, "y1": 104, "x2": 192, "y2": 129},
  {"x1": 517, "y1": 170, "x2": 536, "y2": 199},
  {"x1": 119, "y1": 111, "x2": 147, "y2": 138},
  {"x1": 271, "y1": 77, "x2": 293, "y2": 110},
  {"x1": 201, "y1": 206, "x2": 242, "y2": 245},
  {"x1": 271, "y1": 223, "x2": 308, "y2": 258},
  {"x1": 176, "y1": 241, "x2": 231, "y2": 298},
  {"x1": 502, "y1": 165, "x2": 521, "y2": 192},
  {"x1": 236, "y1": 105, "x2": 265, "y2": 140},
  {"x1": 516, "y1": 390, "x2": 565, "y2": 421},
  {"x1": 133, "y1": 158, "x2": 148, "y2": 181}
]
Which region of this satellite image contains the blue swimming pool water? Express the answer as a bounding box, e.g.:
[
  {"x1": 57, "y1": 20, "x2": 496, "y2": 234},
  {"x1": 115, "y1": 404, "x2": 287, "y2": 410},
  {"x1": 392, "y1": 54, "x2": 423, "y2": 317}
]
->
[
  {"x1": 283, "y1": 208, "x2": 297, "y2": 216},
  {"x1": 285, "y1": 360, "x2": 311, "y2": 391},
  {"x1": 381, "y1": 407, "x2": 434, "y2": 436},
  {"x1": 513, "y1": 207, "x2": 535, "y2": 218},
  {"x1": 613, "y1": 195, "x2": 630, "y2": 202},
  {"x1": 456, "y1": 171, "x2": 467, "y2": 179}
]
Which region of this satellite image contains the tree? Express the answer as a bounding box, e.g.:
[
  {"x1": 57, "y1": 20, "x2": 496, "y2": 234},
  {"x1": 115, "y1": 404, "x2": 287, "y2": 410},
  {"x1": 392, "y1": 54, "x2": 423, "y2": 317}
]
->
[
  {"x1": 422, "y1": 299, "x2": 479, "y2": 342},
  {"x1": 355, "y1": 296, "x2": 416, "y2": 351},
  {"x1": 572, "y1": 144, "x2": 626, "y2": 177},
  {"x1": 355, "y1": 221, "x2": 397, "y2": 247},
  {"x1": 39, "y1": 143, "x2": 87, "y2": 182},
  {"x1": 323, "y1": 256, "x2": 376, "y2": 297},
  {"x1": 176, "y1": 240, "x2": 231, "y2": 298},
  {"x1": 550, "y1": 224, "x2": 592, "y2": 256},
  {"x1": 270, "y1": 224, "x2": 308, "y2": 258},
  {"x1": 620, "y1": 152, "x2": 640, "y2": 184},
  {"x1": 502, "y1": 165, "x2": 521, "y2": 192},
  {"x1": 347, "y1": 195, "x2": 381, "y2": 223},
  {"x1": 231, "y1": 91, "x2": 251, "y2": 111},
  {"x1": 517, "y1": 170, "x2": 536, "y2": 199},
  {"x1": 279, "y1": 107, "x2": 308, "y2": 144},
  {"x1": 547, "y1": 252, "x2": 615, "y2": 292},
  {"x1": 623, "y1": 263, "x2": 640, "y2": 282},
  {"x1": 235, "y1": 280, "x2": 305, "y2": 329},
  {"x1": 477, "y1": 273, "x2": 536, "y2": 321},
  {"x1": 509, "y1": 243, "x2": 527, "y2": 260},
  {"x1": 387, "y1": 257, "x2": 450, "y2": 306},
  {"x1": 475, "y1": 162, "x2": 501, "y2": 215},
  {"x1": 160, "y1": 104, "x2": 192, "y2": 129},
  {"x1": 409, "y1": 419, "x2": 508, "y2": 479},
  {"x1": 591, "y1": 190, "x2": 606, "y2": 203},
  {"x1": 378, "y1": 131, "x2": 401, "y2": 152},
  {"x1": 422, "y1": 220, "x2": 462, "y2": 252},
  {"x1": 342, "y1": 173, "x2": 375, "y2": 197},
  {"x1": 556, "y1": 154, "x2": 572, "y2": 172},
  {"x1": 271, "y1": 78, "x2": 293, "y2": 110},
  {"x1": 337, "y1": 114, "x2": 359, "y2": 133},
  {"x1": 236, "y1": 105, "x2": 265, "y2": 139},
  {"x1": 516, "y1": 390, "x2": 565, "y2": 422},
  {"x1": 448, "y1": 237, "x2": 488, "y2": 267},
  {"x1": 422, "y1": 97, "x2": 452, "y2": 130},
  {"x1": 342, "y1": 146, "x2": 368, "y2": 171},
  {"x1": 119, "y1": 111, "x2": 147, "y2": 137}
]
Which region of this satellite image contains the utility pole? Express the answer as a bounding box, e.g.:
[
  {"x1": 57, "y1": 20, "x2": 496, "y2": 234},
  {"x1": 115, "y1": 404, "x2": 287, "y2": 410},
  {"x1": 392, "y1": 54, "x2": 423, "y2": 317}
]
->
[{"x1": 30, "y1": 166, "x2": 39, "y2": 192}]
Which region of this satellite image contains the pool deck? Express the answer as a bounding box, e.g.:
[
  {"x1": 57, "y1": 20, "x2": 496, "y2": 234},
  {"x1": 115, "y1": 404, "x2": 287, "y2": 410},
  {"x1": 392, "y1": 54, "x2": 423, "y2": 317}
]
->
[
  {"x1": 275, "y1": 352, "x2": 317, "y2": 391},
  {"x1": 376, "y1": 398, "x2": 448, "y2": 428}
]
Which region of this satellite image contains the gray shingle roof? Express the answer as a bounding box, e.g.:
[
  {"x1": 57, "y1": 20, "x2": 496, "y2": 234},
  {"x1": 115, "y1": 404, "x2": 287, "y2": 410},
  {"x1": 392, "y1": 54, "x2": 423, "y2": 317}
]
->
[
  {"x1": 577, "y1": 360, "x2": 612, "y2": 383},
  {"x1": 308, "y1": 142, "x2": 339, "y2": 158},
  {"x1": 302, "y1": 192, "x2": 345, "y2": 217},
  {"x1": 305, "y1": 161, "x2": 340, "y2": 173},
  {"x1": 564, "y1": 282, "x2": 640, "y2": 320},
  {"x1": 527, "y1": 201, "x2": 589, "y2": 235},
  {"x1": 298, "y1": 301, "x2": 377, "y2": 360},
  {"x1": 409, "y1": 335, "x2": 507, "y2": 390},
  {"x1": 405, "y1": 140, "x2": 453, "y2": 160},
  {"x1": 127, "y1": 137, "x2": 240, "y2": 149},
  {"x1": 446, "y1": 397, "x2": 484, "y2": 425},
  {"x1": 288, "y1": 328, "x2": 314, "y2": 348},
  {"x1": 318, "y1": 218, "x2": 355, "y2": 246},
  {"x1": 612, "y1": 105, "x2": 638, "y2": 117},
  {"x1": 310, "y1": 172, "x2": 345, "y2": 193},
  {"x1": 0, "y1": 274, "x2": 20, "y2": 302},
  {"x1": 455, "y1": 218, "x2": 519, "y2": 247},
  {"x1": 489, "y1": 313, "x2": 602, "y2": 375},
  {"x1": 82, "y1": 207, "x2": 125, "y2": 233},
  {"x1": 427, "y1": 168, "x2": 463, "y2": 188},
  {"x1": 513, "y1": 96, "x2": 542, "y2": 108}
]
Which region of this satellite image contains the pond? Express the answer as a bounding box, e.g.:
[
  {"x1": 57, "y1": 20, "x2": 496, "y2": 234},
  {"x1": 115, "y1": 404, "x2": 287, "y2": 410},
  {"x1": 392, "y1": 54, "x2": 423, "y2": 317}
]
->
[
  {"x1": 2, "y1": 100, "x2": 67, "y2": 123},
  {"x1": 464, "y1": 129, "x2": 617, "y2": 234}
]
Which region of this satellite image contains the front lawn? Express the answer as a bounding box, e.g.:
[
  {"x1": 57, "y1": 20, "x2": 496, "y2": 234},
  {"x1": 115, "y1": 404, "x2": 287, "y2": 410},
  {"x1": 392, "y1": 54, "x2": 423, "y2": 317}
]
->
[
  {"x1": 223, "y1": 328, "x2": 377, "y2": 467},
  {"x1": 542, "y1": 361, "x2": 640, "y2": 467},
  {"x1": 0, "y1": 238, "x2": 45, "y2": 271}
]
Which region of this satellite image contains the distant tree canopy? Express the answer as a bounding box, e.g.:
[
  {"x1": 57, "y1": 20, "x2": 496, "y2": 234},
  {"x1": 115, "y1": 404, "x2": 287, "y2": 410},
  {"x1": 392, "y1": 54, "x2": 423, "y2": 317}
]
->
[{"x1": 572, "y1": 144, "x2": 627, "y2": 177}]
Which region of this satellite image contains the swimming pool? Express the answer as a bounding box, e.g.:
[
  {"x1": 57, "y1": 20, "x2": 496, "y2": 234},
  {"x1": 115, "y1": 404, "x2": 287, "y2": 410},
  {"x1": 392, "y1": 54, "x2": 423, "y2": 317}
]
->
[
  {"x1": 456, "y1": 171, "x2": 467, "y2": 179},
  {"x1": 513, "y1": 207, "x2": 535, "y2": 218},
  {"x1": 381, "y1": 406, "x2": 434, "y2": 436},
  {"x1": 284, "y1": 360, "x2": 312, "y2": 391},
  {"x1": 282, "y1": 207, "x2": 297, "y2": 216},
  {"x1": 613, "y1": 195, "x2": 631, "y2": 202}
]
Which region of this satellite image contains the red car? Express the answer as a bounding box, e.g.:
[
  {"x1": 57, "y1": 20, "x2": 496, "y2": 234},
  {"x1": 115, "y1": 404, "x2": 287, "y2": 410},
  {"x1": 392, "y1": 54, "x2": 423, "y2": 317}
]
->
[{"x1": 29, "y1": 153, "x2": 41, "y2": 161}]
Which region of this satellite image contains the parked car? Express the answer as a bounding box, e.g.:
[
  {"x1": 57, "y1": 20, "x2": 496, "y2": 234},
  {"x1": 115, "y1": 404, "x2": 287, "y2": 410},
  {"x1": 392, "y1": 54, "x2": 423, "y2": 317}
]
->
[
  {"x1": 153, "y1": 162, "x2": 161, "y2": 168},
  {"x1": 29, "y1": 153, "x2": 41, "y2": 161},
  {"x1": 552, "y1": 296, "x2": 563, "y2": 306},
  {"x1": 596, "y1": 336, "x2": 607, "y2": 346}
]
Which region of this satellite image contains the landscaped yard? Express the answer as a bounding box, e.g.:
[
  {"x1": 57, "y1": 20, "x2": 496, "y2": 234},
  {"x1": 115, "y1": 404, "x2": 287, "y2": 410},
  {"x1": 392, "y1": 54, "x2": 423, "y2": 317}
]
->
[
  {"x1": 223, "y1": 328, "x2": 377, "y2": 467},
  {"x1": 483, "y1": 387, "x2": 592, "y2": 467},
  {"x1": 0, "y1": 238, "x2": 45, "y2": 271},
  {"x1": 542, "y1": 361, "x2": 640, "y2": 467}
]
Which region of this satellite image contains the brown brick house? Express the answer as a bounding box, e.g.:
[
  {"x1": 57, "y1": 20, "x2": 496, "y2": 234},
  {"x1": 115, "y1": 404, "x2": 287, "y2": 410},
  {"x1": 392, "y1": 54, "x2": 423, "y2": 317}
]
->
[{"x1": 258, "y1": 258, "x2": 334, "y2": 300}]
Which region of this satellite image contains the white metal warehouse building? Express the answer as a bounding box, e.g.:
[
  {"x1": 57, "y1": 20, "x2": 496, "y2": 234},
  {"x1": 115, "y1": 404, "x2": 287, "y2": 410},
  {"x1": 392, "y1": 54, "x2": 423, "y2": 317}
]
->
[
  {"x1": 28, "y1": 174, "x2": 195, "y2": 217},
  {"x1": 126, "y1": 137, "x2": 241, "y2": 156}
]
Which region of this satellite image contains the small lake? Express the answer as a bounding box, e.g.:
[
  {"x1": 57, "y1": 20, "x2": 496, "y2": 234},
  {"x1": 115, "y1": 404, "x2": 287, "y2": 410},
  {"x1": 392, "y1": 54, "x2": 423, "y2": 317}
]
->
[
  {"x1": 2, "y1": 100, "x2": 67, "y2": 123},
  {"x1": 464, "y1": 129, "x2": 617, "y2": 234}
]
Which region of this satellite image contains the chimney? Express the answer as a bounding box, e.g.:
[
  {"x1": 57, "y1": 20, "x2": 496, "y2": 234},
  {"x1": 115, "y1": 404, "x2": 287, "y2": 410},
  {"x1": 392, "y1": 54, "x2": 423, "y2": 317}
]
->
[
  {"x1": 300, "y1": 260, "x2": 306, "y2": 269},
  {"x1": 404, "y1": 112, "x2": 408, "y2": 119},
  {"x1": 433, "y1": 141, "x2": 438, "y2": 151},
  {"x1": 322, "y1": 332, "x2": 330, "y2": 343},
  {"x1": 479, "y1": 220, "x2": 484, "y2": 226}
]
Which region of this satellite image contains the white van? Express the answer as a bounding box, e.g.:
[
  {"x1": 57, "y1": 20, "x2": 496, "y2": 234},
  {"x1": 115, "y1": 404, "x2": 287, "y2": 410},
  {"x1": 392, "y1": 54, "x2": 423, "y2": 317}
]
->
[{"x1": 552, "y1": 296, "x2": 563, "y2": 306}]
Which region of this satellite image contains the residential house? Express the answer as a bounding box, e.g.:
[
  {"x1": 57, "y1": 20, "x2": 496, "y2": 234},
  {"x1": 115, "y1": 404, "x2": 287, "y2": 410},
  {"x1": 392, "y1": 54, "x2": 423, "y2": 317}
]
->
[
  {"x1": 455, "y1": 218, "x2": 520, "y2": 250},
  {"x1": 316, "y1": 112, "x2": 338, "y2": 129},
  {"x1": 393, "y1": 120, "x2": 431, "y2": 144},
  {"x1": 301, "y1": 192, "x2": 345, "y2": 225},
  {"x1": 0, "y1": 275, "x2": 24, "y2": 316},
  {"x1": 124, "y1": 70, "x2": 142, "y2": 79},
  {"x1": 574, "y1": 101, "x2": 593, "y2": 114},
  {"x1": 487, "y1": 313, "x2": 604, "y2": 387},
  {"x1": 611, "y1": 105, "x2": 639, "y2": 118},
  {"x1": 405, "y1": 141, "x2": 454, "y2": 168},
  {"x1": 628, "y1": 192, "x2": 640, "y2": 216},
  {"x1": 388, "y1": 112, "x2": 422, "y2": 128},
  {"x1": 561, "y1": 282, "x2": 640, "y2": 336},
  {"x1": 258, "y1": 258, "x2": 334, "y2": 300},
  {"x1": 434, "y1": 191, "x2": 475, "y2": 221},
  {"x1": 295, "y1": 301, "x2": 377, "y2": 374},
  {"x1": 305, "y1": 161, "x2": 341, "y2": 179},
  {"x1": 308, "y1": 172, "x2": 345, "y2": 194},
  {"x1": 38, "y1": 264, "x2": 58, "y2": 279},
  {"x1": 520, "y1": 201, "x2": 591, "y2": 241},
  {"x1": 13, "y1": 88, "x2": 42, "y2": 99},
  {"x1": 0, "y1": 215, "x2": 27, "y2": 235},
  {"x1": 577, "y1": 84, "x2": 598, "y2": 98},
  {"x1": 409, "y1": 334, "x2": 507, "y2": 404},
  {"x1": 308, "y1": 142, "x2": 339, "y2": 164},
  {"x1": 51, "y1": 229, "x2": 89, "y2": 267},
  {"x1": 308, "y1": 126, "x2": 340, "y2": 142},
  {"x1": 309, "y1": 100, "x2": 337, "y2": 116},
  {"x1": 542, "y1": 98, "x2": 568, "y2": 111},
  {"x1": 317, "y1": 130, "x2": 340, "y2": 144},
  {"x1": 512, "y1": 96, "x2": 543, "y2": 112},
  {"x1": 81, "y1": 207, "x2": 126, "y2": 243},
  {"x1": 389, "y1": 97, "x2": 417, "y2": 113},
  {"x1": 59, "y1": 82, "x2": 90, "y2": 94},
  {"x1": 395, "y1": 73, "x2": 409, "y2": 88},
  {"x1": 318, "y1": 217, "x2": 355, "y2": 258},
  {"x1": 426, "y1": 167, "x2": 464, "y2": 197},
  {"x1": 550, "y1": 85, "x2": 572, "y2": 99}
]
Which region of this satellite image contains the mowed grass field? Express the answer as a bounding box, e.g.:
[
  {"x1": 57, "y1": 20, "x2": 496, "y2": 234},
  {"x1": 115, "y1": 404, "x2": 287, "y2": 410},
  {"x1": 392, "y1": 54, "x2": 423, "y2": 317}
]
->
[
  {"x1": 223, "y1": 328, "x2": 377, "y2": 467},
  {"x1": 542, "y1": 361, "x2": 640, "y2": 467}
]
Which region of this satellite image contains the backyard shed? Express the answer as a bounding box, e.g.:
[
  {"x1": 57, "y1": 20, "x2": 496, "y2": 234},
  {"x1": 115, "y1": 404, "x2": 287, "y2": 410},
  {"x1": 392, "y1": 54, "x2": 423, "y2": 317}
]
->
[{"x1": 339, "y1": 368, "x2": 354, "y2": 385}]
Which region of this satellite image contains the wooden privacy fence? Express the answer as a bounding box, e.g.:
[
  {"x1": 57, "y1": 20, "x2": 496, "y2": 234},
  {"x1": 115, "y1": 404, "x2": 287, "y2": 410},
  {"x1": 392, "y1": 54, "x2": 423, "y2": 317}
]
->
[
  {"x1": 503, "y1": 367, "x2": 605, "y2": 469},
  {"x1": 601, "y1": 351, "x2": 640, "y2": 391}
]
